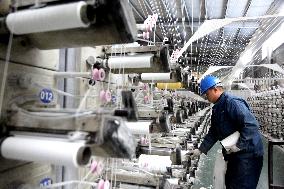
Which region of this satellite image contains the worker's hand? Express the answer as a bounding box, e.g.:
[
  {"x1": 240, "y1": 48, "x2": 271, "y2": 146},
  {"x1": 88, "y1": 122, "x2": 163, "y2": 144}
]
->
[
  {"x1": 189, "y1": 149, "x2": 201, "y2": 159},
  {"x1": 227, "y1": 145, "x2": 240, "y2": 153}
]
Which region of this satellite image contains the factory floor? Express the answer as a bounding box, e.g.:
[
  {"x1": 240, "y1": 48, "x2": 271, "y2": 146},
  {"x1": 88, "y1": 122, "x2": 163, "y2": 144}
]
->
[{"x1": 193, "y1": 136, "x2": 284, "y2": 189}]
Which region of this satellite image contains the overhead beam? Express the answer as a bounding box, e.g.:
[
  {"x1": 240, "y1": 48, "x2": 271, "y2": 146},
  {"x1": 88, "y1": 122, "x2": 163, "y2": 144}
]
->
[{"x1": 232, "y1": 0, "x2": 254, "y2": 44}]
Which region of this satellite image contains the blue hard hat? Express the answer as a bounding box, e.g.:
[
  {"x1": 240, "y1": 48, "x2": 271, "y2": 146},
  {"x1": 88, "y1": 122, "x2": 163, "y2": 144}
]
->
[{"x1": 200, "y1": 75, "x2": 221, "y2": 95}]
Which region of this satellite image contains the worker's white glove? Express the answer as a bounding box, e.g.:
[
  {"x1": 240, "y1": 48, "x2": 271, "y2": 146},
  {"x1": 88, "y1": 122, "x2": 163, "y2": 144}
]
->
[
  {"x1": 227, "y1": 145, "x2": 240, "y2": 154},
  {"x1": 190, "y1": 149, "x2": 201, "y2": 159}
]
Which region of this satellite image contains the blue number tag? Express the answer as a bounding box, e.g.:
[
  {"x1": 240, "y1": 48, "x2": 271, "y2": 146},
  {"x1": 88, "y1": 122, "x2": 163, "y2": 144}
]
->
[
  {"x1": 39, "y1": 178, "x2": 52, "y2": 186},
  {"x1": 39, "y1": 89, "x2": 54, "y2": 103},
  {"x1": 111, "y1": 95, "x2": 116, "y2": 103}
]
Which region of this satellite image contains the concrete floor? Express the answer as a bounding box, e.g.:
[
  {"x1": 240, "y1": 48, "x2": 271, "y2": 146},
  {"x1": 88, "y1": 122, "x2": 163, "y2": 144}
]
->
[{"x1": 193, "y1": 136, "x2": 284, "y2": 189}]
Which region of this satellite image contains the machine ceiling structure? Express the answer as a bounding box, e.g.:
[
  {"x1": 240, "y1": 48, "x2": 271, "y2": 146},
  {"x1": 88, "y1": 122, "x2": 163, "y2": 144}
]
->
[{"x1": 130, "y1": 0, "x2": 279, "y2": 72}]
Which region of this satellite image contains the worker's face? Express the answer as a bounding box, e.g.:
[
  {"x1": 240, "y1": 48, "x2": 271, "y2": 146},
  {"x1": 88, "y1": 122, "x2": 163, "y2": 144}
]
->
[{"x1": 205, "y1": 88, "x2": 218, "y2": 103}]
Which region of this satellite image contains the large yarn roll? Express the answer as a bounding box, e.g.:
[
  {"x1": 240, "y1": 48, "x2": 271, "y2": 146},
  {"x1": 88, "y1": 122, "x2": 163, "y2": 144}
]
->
[
  {"x1": 0, "y1": 136, "x2": 91, "y2": 167},
  {"x1": 6, "y1": 1, "x2": 90, "y2": 34},
  {"x1": 107, "y1": 54, "x2": 153, "y2": 69},
  {"x1": 141, "y1": 73, "x2": 171, "y2": 81}
]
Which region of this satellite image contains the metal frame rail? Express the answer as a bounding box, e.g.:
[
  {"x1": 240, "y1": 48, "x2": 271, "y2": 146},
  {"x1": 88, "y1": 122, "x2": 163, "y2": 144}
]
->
[{"x1": 268, "y1": 140, "x2": 284, "y2": 189}]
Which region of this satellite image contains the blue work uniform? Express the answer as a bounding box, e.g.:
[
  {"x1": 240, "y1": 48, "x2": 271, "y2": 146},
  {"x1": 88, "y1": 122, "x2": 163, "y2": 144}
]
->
[{"x1": 199, "y1": 92, "x2": 264, "y2": 189}]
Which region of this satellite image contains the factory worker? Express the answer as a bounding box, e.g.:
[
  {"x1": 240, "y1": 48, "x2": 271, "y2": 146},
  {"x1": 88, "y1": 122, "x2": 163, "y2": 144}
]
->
[{"x1": 191, "y1": 75, "x2": 264, "y2": 189}]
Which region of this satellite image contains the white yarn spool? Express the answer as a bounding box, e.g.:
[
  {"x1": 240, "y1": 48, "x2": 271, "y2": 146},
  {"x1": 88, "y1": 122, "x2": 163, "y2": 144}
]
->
[
  {"x1": 0, "y1": 136, "x2": 91, "y2": 167},
  {"x1": 136, "y1": 24, "x2": 146, "y2": 31},
  {"x1": 107, "y1": 54, "x2": 153, "y2": 69},
  {"x1": 104, "y1": 180, "x2": 110, "y2": 189},
  {"x1": 144, "y1": 19, "x2": 152, "y2": 32},
  {"x1": 125, "y1": 121, "x2": 151, "y2": 135},
  {"x1": 138, "y1": 154, "x2": 171, "y2": 173},
  {"x1": 220, "y1": 131, "x2": 240, "y2": 151},
  {"x1": 181, "y1": 150, "x2": 189, "y2": 162},
  {"x1": 6, "y1": 1, "x2": 90, "y2": 34},
  {"x1": 148, "y1": 15, "x2": 156, "y2": 27},
  {"x1": 143, "y1": 31, "x2": 150, "y2": 39},
  {"x1": 152, "y1": 14, "x2": 158, "y2": 22},
  {"x1": 141, "y1": 73, "x2": 172, "y2": 81}
]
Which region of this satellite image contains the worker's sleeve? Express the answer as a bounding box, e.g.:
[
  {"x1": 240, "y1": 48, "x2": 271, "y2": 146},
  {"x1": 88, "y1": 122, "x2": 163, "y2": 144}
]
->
[
  {"x1": 199, "y1": 121, "x2": 218, "y2": 154},
  {"x1": 226, "y1": 99, "x2": 259, "y2": 151}
]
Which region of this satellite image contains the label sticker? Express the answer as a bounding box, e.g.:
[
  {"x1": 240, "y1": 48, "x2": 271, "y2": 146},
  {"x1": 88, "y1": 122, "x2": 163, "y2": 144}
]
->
[{"x1": 39, "y1": 89, "x2": 53, "y2": 103}]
